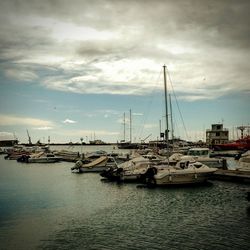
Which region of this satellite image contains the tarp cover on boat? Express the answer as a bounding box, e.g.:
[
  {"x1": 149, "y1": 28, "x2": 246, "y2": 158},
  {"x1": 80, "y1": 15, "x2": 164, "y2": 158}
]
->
[{"x1": 83, "y1": 156, "x2": 108, "y2": 168}]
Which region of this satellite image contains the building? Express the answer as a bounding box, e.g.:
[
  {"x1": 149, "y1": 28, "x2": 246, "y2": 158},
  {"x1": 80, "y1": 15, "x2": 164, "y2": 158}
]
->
[
  {"x1": 206, "y1": 124, "x2": 229, "y2": 146},
  {"x1": 0, "y1": 139, "x2": 18, "y2": 147}
]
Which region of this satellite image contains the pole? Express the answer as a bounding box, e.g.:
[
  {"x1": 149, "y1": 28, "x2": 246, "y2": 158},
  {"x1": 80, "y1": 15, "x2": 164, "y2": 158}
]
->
[
  {"x1": 163, "y1": 65, "x2": 169, "y2": 144},
  {"x1": 123, "y1": 112, "x2": 126, "y2": 141},
  {"x1": 169, "y1": 94, "x2": 174, "y2": 141},
  {"x1": 159, "y1": 119, "x2": 162, "y2": 140},
  {"x1": 130, "y1": 109, "x2": 132, "y2": 143}
]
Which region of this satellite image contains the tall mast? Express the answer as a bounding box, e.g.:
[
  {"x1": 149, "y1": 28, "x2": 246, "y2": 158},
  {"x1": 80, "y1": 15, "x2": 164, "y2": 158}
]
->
[
  {"x1": 163, "y1": 65, "x2": 169, "y2": 145},
  {"x1": 159, "y1": 119, "x2": 162, "y2": 140},
  {"x1": 129, "y1": 109, "x2": 132, "y2": 143},
  {"x1": 169, "y1": 94, "x2": 174, "y2": 141},
  {"x1": 123, "y1": 112, "x2": 126, "y2": 141}
]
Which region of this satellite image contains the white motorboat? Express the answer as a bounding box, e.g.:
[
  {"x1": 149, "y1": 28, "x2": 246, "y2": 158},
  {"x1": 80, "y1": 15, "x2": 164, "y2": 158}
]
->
[
  {"x1": 53, "y1": 150, "x2": 81, "y2": 162},
  {"x1": 138, "y1": 66, "x2": 217, "y2": 187},
  {"x1": 187, "y1": 147, "x2": 227, "y2": 169},
  {"x1": 238, "y1": 150, "x2": 250, "y2": 170},
  {"x1": 17, "y1": 152, "x2": 61, "y2": 163},
  {"x1": 100, "y1": 155, "x2": 165, "y2": 182},
  {"x1": 142, "y1": 159, "x2": 217, "y2": 186},
  {"x1": 72, "y1": 156, "x2": 118, "y2": 173}
]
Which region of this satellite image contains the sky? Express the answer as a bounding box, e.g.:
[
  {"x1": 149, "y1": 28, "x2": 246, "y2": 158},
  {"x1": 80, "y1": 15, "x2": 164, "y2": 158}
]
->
[{"x1": 0, "y1": 0, "x2": 249, "y2": 144}]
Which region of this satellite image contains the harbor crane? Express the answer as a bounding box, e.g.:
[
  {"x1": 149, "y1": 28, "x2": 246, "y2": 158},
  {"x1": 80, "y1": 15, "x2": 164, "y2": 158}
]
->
[
  {"x1": 26, "y1": 129, "x2": 32, "y2": 145},
  {"x1": 141, "y1": 134, "x2": 152, "y2": 143}
]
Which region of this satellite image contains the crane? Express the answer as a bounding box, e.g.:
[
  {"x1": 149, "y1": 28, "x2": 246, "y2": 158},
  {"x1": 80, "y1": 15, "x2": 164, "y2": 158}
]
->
[
  {"x1": 141, "y1": 134, "x2": 152, "y2": 143},
  {"x1": 26, "y1": 129, "x2": 32, "y2": 145}
]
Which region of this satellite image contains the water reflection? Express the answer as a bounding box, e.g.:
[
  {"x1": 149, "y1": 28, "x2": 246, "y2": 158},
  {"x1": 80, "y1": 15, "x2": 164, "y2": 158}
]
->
[{"x1": 0, "y1": 154, "x2": 250, "y2": 250}]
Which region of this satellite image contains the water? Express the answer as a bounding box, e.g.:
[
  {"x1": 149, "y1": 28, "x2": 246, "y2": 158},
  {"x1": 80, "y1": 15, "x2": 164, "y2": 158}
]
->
[{"x1": 0, "y1": 146, "x2": 250, "y2": 250}]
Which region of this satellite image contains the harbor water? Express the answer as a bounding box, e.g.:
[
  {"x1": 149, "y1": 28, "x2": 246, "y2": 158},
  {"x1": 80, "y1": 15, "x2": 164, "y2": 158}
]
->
[{"x1": 0, "y1": 146, "x2": 250, "y2": 250}]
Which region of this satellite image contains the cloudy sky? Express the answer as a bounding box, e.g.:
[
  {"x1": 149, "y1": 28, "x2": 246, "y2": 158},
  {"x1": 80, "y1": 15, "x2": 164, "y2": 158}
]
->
[{"x1": 0, "y1": 0, "x2": 249, "y2": 143}]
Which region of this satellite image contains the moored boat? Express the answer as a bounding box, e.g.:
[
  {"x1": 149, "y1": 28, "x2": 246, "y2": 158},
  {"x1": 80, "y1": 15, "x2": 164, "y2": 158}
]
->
[
  {"x1": 71, "y1": 156, "x2": 118, "y2": 173},
  {"x1": 187, "y1": 147, "x2": 227, "y2": 169},
  {"x1": 137, "y1": 65, "x2": 217, "y2": 187},
  {"x1": 213, "y1": 136, "x2": 250, "y2": 151},
  {"x1": 100, "y1": 154, "x2": 164, "y2": 182},
  {"x1": 237, "y1": 150, "x2": 250, "y2": 171},
  {"x1": 53, "y1": 150, "x2": 81, "y2": 162},
  {"x1": 142, "y1": 159, "x2": 217, "y2": 187},
  {"x1": 17, "y1": 152, "x2": 61, "y2": 163}
]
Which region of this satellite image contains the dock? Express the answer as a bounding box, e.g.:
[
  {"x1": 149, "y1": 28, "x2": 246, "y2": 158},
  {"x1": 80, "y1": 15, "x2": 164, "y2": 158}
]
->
[{"x1": 212, "y1": 169, "x2": 250, "y2": 183}]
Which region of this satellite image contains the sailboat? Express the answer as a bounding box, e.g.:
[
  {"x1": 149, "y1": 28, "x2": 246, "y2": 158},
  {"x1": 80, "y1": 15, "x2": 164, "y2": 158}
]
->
[
  {"x1": 141, "y1": 65, "x2": 217, "y2": 186},
  {"x1": 117, "y1": 109, "x2": 139, "y2": 149}
]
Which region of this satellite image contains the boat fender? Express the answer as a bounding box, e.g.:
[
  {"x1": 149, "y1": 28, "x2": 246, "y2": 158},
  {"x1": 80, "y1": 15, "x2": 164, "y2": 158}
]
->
[
  {"x1": 222, "y1": 158, "x2": 227, "y2": 170},
  {"x1": 25, "y1": 155, "x2": 30, "y2": 163},
  {"x1": 116, "y1": 167, "x2": 123, "y2": 174},
  {"x1": 74, "y1": 160, "x2": 83, "y2": 169},
  {"x1": 194, "y1": 173, "x2": 197, "y2": 179},
  {"x1": 152, "y1": 167, "x2": 158, "y2": 175},
  {"x1": 146, "y1": 177, "x2": 156, "y2": 187},
  {"x1": 169, "y1": 175, "x2": 172, "y2": 182},
  {"x1": 145, "y1": 167, "x2": 157, "y2": 187}
]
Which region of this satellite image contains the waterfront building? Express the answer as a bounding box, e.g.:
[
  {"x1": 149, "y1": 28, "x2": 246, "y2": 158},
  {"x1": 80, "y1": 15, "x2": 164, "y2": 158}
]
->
[
  {"x1": 206, "y1": 124, "x2": 229, "y2": 147},
  {"x1": 0, "y1": 139, "x2": 18, "y2": 147}
]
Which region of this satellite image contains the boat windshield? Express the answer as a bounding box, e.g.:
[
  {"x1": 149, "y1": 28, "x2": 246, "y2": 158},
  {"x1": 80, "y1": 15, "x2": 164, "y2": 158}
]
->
[{"x1": 189, "y1": 150, "x2": 209, "y2": 156}]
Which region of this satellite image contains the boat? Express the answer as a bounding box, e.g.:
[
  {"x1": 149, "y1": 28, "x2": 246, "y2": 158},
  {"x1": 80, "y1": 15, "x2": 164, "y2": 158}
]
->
[
  {"x1": 53, "y1": 149, "x2": 81, "y2": 162},
  {"x1": 5, "y1": 145, "x2": 50, "y2": 160},
  {"x1": 142, "y1": 159, "x2": 218, "y2": 186},
  {"x1": 17, "y1": 152, "x2": 61, "y2": 163},
  {"x1": 89, "y1": 139, "x2": 109, "y2": 145},
  {"x1": 237, "y1": 150, "x2": 250, "y2": 170},
  {"x1": 187, "y1": 147, "x2": 227, "y2": 169},
  {"x1": 117, "y1": 109, "x2": 139, "y2": 149},
  {"x1": 100, "y1": 154, "x2": 164, "y2": 182},
  {"x1": 139, "y1": 65, "x2": 217, "y2": 186},
  {"x1": 71, "y1": 156, "x2": 118, "y2": 173},
  {"x1": 117, "y1": 141, "x2": 139, "y2": 149},
  {"x1": 213, "y1": 136, "x2": 250, "y2": 151}
]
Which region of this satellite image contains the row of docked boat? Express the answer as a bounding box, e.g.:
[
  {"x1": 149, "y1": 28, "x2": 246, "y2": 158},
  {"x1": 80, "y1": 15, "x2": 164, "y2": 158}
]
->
[
  {"x1": 70, "y1": 145, "x2": 250, "y2": 187},
  {"x1": 3, "y1": 145, "x2": 69, "y2": 163},
  {"x1": 99, "y1": 153, "x2": 218, "y2": 186},
  {"x1": 2, "y1": 144, "x2": 129, "y2": 165},
  {"x1": 70, "y1": 147, "x2": 228, "y2": 187}
]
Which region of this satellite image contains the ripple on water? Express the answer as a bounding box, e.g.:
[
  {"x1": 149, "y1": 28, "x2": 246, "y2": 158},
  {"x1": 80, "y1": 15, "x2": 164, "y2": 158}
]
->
[{"x1": 0, "y1": 155, "x2": 250, "y2": 250}]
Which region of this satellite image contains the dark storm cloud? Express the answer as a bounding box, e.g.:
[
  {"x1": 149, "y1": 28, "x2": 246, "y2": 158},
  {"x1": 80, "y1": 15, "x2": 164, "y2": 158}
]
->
[{"x1": 0, "y1": 0, "x2": 249, "y2": 99}]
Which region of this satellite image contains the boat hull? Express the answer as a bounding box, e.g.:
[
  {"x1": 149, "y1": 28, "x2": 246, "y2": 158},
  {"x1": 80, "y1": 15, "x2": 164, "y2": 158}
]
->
[
  {"x1": 74, "y1": 156, "x2": 118, "y2": 173},
  {"x1": 79, "y1": 165, "x2": 109, "y2": 173},
  {"x1": 28, "y1": 157, "x2": 61, "y2": 163},
  {"x1": 155, "y1": 171, "x2": 215, "y2": 186}
]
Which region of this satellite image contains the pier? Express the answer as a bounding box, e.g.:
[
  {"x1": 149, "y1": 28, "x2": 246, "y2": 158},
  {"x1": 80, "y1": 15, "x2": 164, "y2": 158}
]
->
[{"x1": 212, "y1": 169, "x2": 250, "y2": 183}]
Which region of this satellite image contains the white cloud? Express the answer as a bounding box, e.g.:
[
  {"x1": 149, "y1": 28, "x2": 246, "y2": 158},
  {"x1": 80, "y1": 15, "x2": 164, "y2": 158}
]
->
[
  {"x1": 0, "y1": 132, "x2": 15, "y2": 140},
  {"x1": 0, "y1": 114, "x2": 53, "y2": 127},
  {"x1": 144, "y1": 123, "x2": 158, "y2": 129},
  {"x1": 54, "y1": 129, "x2": 119, "y2": 137},
  {"x1": 133, "y1": 113, "x2": 143, "y2": 116},
  {"x1": 5, "y1": 68, "x2": 38, "y2": 82},
  {"x1": 33, "y1": 126, "x2": 53, "y2": 130},
  {"x1": 0, "y1": 0, "x2": 250, "y2": 101},
  {"x1": 63, "y1": 119, "x2": 77, "y2": 124}
]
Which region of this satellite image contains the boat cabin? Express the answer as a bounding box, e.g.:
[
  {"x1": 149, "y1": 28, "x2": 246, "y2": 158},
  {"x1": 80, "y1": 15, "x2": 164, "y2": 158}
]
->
[{"x1": 187, "y1": 148, "x2": 210, "y2": 157}]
